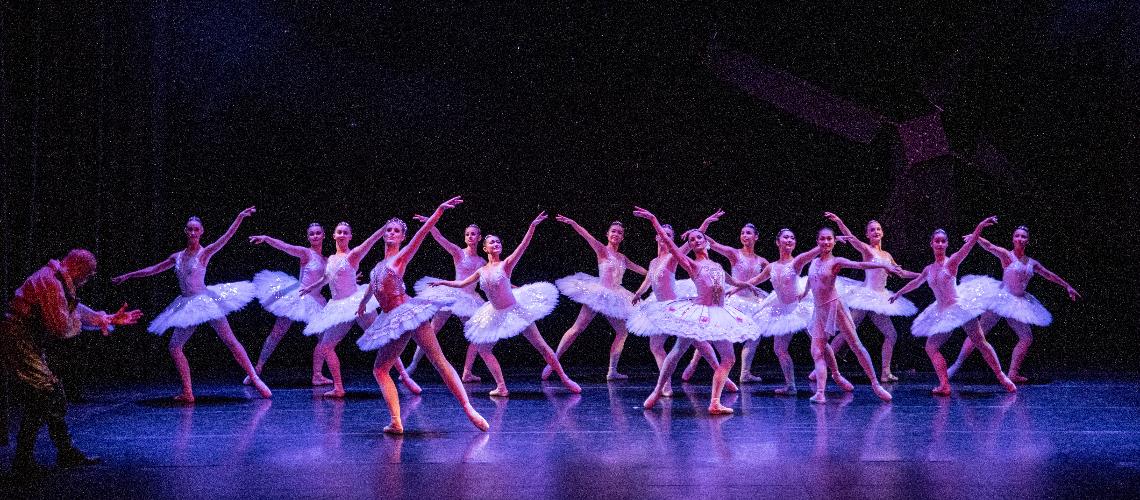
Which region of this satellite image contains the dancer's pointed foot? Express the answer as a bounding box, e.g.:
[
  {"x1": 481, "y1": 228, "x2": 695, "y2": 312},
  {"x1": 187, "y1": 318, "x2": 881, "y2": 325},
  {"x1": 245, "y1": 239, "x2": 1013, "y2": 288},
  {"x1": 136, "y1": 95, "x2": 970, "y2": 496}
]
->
[
  {"x1": 606, "y1": 370, "x2": 629, "y2": 381},
  {"x1": 173, "y1": 392, "x2": 195, "y2": 404},
  {"x1": 643, "y1": 390, "x2": 663, "y2": 410},
  {"x1": 489, "y1": 387, "x2": 509, "y2": 398},
  {"x1": 560, "y1": 376, "x2": 582, "y2": 394},
  {"x1": 947, "y1": 363, "x2": 962, "y2": 379},
  {"x1": 807, "y1": 370, "x2": 817, "y2": 382},
  {"x1": 465, "y1": 404, "x2": 490, "y2": 431},
  {"x1": 312, "y1": 375, "x2": 334, "y2": 386},
  {"x1": 252, "y1": 378, "x2": 273, "y2": 399},
  {"x1": 832, "y1": 374, "x2": 854, "y2": 392},
  {"x1": 708, "y1": 401, "x2": 734, "y2": 415},
  {"x1": 873, "y1": 383, "x2": 893, "y2": 402},
  {"x1": 774, "y1": 384, "x2": 796, "y2": 396},
  {"x1": 681, "y1": 361, "x2": 698, "y2": 382},
  {"x1": 400, "y1": 374, "x2": 422, "y2": 395},
  {"x1": 461, "y1": 372, "x2": 481, "y2": 383},
  {"x1": 242, "y1": 375, "x2": 252, "y2": 386},
  {"x1": 740, "y1": 372, "x2": 763, "y2": 384},
  {"x1": 662, "y1": 380, "x2": 673, "y2": 397},
  {"x1": 999, "y1": 375, "x2": 1018, "y2": 393},
  {"x1": 383, "y1": 422, "x2": 404, "y2": 435},
  {"x1": 541, "y1": 364, "x2": 554, "y2": 381},
  {"x1": 724, "y1": 379, "x2": 740, "y2": 393},
  {"x1": 931, "y1": 384, "x2": 952, "y2": 396},
  {"x1": 323, "y1": 387, "x2": 346, "y2": 398},
  {"x1": 1010, "y1": 374, "x2": 1028, "y2": 384},
  {"x1": 880, "y1": 372, "x2": 899, "y2": 383},
  {"x1": 809, "y1": 391, "x2": 826, "y2": 404}
]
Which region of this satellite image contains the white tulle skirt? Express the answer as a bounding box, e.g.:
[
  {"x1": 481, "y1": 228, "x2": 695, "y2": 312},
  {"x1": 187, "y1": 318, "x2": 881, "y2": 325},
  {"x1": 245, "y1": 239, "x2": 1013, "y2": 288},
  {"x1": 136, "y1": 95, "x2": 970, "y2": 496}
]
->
[
  {"x1": 252, "y1": 270, "x2": 327, "y2": 322},
  {"x1": 835, "y1": 276, "x2": 917, "y2": 316},
  {"x1": 626, "y1": 279, "x2": 699, "y2": 337},
  {"x1": 555, "y1": 273, "x2": 634, "y2": 320},
  {"x1": 753, "y1": 277, "x2": 814, "y2": 337},
  {"x1": 910, "y1": 279, "x2": 990, "y2": 337},
  {"x1": 961, "y1": 275, "x2": 1053, "y2": 327},
  {"x1": 148, "y1": 281, "x2": 256, "y2": 334},
  {"x1": 356, "y1": 296, "x2": 451, "y2": 351},
  {"x1": 464, "y1": 282, "x2": 559, "y2": 344},
  {"x1": 726, "y1": 287, "x2": 770, "y2": 319},
  {"x1": 631, "y1": 299, "x2": 760, "y2": 342},
  {"x1": 302, "y1": 284, "x2": 378, "y2": 336},
  {"x1": 414, "y1": 276, "x2": 485, "y2": 319}
]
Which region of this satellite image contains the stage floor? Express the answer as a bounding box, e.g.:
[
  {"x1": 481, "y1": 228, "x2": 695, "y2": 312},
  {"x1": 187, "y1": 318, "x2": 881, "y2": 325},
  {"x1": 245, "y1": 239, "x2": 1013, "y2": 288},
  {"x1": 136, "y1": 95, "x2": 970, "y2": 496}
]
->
[{"x1": 3, "y1": 369, "x2": 1139, "y2": 499}]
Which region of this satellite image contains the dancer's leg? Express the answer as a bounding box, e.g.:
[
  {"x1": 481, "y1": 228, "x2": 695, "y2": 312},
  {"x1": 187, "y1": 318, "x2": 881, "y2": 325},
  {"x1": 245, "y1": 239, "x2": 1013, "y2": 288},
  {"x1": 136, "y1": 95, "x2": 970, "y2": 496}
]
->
[
  {"x1": 1006, "y1": 319, "x2": 1033, "y2": 383},
  {"x1": 833, "y1": 310, "x2": 891, "y2": 401},
  {"x1": 925, "y1": 331, "x2": 954, "y2": 395},
  {"x1": 738, "y1": 338, "x2": 763, "y2": 383},
  {"x1": 411, "y1": 324, "x2": 489, "y2": 430},
  {"x1": 644, "y1": 338, "x2": 695, "y2": 409},
  {"x1": 315, "y1": 322, "x2": 352, "y2": 397},
  {"x1": 370, "y1": 332, "x2": 415, "y2": 433},
  {"x1": 947, "y1": 312, "x2": 998, "y2": 378},
  {"x1": 869, "y1": 313, "x2": 899, "y2": 382},
  {"x1": 544, "y1": 306, "x2": 596, "y2": 380},
  {"x1": 247, "y1": 317, "x2": 293, "y2": 384},
  {"x1": 210, "y1": 318, "x2": 272, "y2": 398},
  {"x1": 604, "y1": 315, "x2": 631, "y2": 380},
  {"x1": 168, "y1": 326, "x2": 197, "y2": 402},
  {"x1": 963, "y1": 319, "x2": 1016, "y2": 392},
  {"x1": 522, "y1": 325, "x2": 581, "y2": 393},
  {"x1": 475, "y1": 343, "x2": 507, "y2": 397},
  {"x1": 772, "y1": 334, "x2": 797, "y2": 395},
  {"x1": 708, "y1": 340, "x2": 735, "y2": 415}
]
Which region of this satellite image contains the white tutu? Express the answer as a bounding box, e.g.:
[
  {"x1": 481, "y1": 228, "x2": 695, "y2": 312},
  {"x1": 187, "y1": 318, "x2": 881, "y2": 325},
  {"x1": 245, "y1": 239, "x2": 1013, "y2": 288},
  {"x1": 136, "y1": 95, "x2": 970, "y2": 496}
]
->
[
  {"x1": 910, "y1": 278, "x2": 990, "y2": 337},
  {"x1": 627, "y1": 280, "x2": 700, "y2": 337},
  {"x1": 148, "y1": 281, "x2": 256, "y2": 334},
  {"x1": 726, "y1": 287, "x2": 770, "y2": 319},
  {"x1": 252, "y1": 270, "x2": 327, "y2": 322},
  {"x1": 753, "y1": 277, "x2": 814, "y2": 337},
  {"x1": 962, "y1": 275, "x2": 1053, "y2": 327},
  {"x1": 835, "y1": 276, "x2": 917, "y2": 316},
  {"x1": 413, "y1": 276, "x2": 485, "y2": 319},
  {"x1": 633, "y1": 299, "x2": 760, "y2": 342},
  {"x1": 303, "y1": 284, "x2": 378, "y2": 336},
  {"x1": 555, "y1": 272, "x2": 634, "y2": 320},
  {"x1": 356, "y1": 297, "x2": 450, "y2": 351},
  {"x1": 464, "y1": 282, "x2": 559, "y2": 344}
]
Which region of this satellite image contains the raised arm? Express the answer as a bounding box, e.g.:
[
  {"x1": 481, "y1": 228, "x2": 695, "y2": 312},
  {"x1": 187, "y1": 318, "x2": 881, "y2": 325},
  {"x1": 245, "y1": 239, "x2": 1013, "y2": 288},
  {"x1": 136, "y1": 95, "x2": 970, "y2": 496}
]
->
[
  {"x1": 948, "y1": 215, "x2": 998, "y2": 269},
  {"x1": 967, "y1": 235, "x2": 1013, "y2": 266},
  {"x1": 348, "y1": 226, "x2": 387, "y2": 268},
  {"x1": 202, "y1": 206, "x2": 256, "y2": 259},
  {"x1": 633, "y1": 206, "x2": 695, "y2": 275},
  {"x1": 504, "y1": 211, "x2": 546, "y2": 273},
  {"x1": 622, "y1": 255, "x2": 647, "y2": 276},
  {"x1": 824, "y1": 212, "x2": 873, "y2": 258},
  {"x1": 704, "y1": 234, "x2": 739, "y2": 262},
  {"x1": 555, "y1": 214, "x2": 607, "y2": 257},
  {"x1": 429, "y1": 270, "x2": 482, "y2": 290},
  {"x1": 677, "y1": 209, "x2": 724, "y2": 255},
  {"x1": 889, "y1": 266, "x2": 930, "y2": 303},
  {"x1": 249, "y1": 235, "x2": 310, "y2": 260},
  {"x1": 111, "y1": 254, "x2": 176, "y2": 284},
  {"x1": 413, "y1": 213, "x2": 464, "y2": 261},
  {"x1": 791, "y1": 246, "x2": 822, "y2": 273},
  {"x1": 297, "y1": 274, "x2": 329, "y2": 296},
  {"x1": 394, "y1": 196, "x2": 463, "y2": 270},
  {"x1": 1034, "y1": 261, "x2": 1081, "y2": 301}
]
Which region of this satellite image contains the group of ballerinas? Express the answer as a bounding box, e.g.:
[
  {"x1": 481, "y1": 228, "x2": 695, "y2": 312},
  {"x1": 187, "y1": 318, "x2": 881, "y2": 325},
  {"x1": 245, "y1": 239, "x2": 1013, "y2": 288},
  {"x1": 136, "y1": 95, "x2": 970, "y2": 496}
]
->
[{"x1": 108, "y1": 197, "x2": 1078, "y2": 432}]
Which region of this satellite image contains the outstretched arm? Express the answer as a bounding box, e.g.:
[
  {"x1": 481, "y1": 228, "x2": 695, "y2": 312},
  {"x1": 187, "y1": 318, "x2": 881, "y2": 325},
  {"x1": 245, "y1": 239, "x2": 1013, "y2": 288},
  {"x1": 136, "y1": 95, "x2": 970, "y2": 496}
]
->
[
  {"x1": 726, "y1": 274, "x2": 763, "y2": 296},
  {"x1": 633, "y1": 207, "x2": 695, "y2": 276},
  {"x1": 394, "y1": 196, "x2": 464, "y2": 270},
  {"x1": 889, "y1": 267, "x2": 929, "y2": 303},
  {"x1": 430, "y1": 270, "x2": 482, "y2": 289},
  {"x1": 504, "y1": 211, "x2": 547, "y2": 273},
  {"x1": 203, "y1": 206, "x2": 256, "y2": 259},
  {"x1": 677, "y1": 209, "x2": 724, "y2": 255},
  {"x1": 824, "y1": 212, "x2": 873, "y2": 258},
  {"x1": 791, "y1": 246, "x2": 822, "y2": 273},
  {"x1": 249, "y1": 235, "x2": 310, "y2": 260},
  {"x1": 111, "y1": 254, "x2": 176, "y2": 284},
  {"x1": 836, "y1": 257, "x2": 902, "y2": 274},
  {"x1": 1034, "y1": 261, "x2": 1081, "y2": 301},
  {"x1": 349, "y1": 226, "x2": 387, "y2": 268},
  {"x1": 623, "y1": 255, "x2": 647, "y2": 276},
  {"x1": 967, "y1": 235, "x2": 1013, "y2": 266},
  {"x1": 746, "y1": 263, "x2": 772, "y2": 286},
  {"x1": 77, "y1": 303, "x2": 144, "y2": 336},
  {"x1": 704, "y1": 234, "x2": 739, "y2": 263},
  {"x1": 555, "y1": 214, "x2": 607, "y2": 257},
  {"x1": 630, "y1": 272, "x2": 653, "y2": 304},
  {"x1": 298, "y1": 275, "x2": 328, "y2": 296},
  {"x1": 413, "y1": 213, "x2": 464, "y2": 261},
  {"x1": 948, "y1": 215, "x2": 998, "y2": 269}
]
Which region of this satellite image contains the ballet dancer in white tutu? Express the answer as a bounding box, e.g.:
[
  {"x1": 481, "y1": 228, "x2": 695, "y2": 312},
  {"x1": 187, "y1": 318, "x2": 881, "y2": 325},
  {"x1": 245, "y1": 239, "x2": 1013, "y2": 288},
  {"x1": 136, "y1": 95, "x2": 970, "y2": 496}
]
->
[
  {"x1": 803, "y1": 224, "x2": 898, "y2": 403},
  {"x1": 408, "y1": 219, "x2": 486, "y2": 382},
  {"x1": 745, "y1": 228, "x2": 819, "y2": 395},
  {"x1": 246, "y1": 223, "x2": 329, "y2": 386},
  {"x1": 889, "y1": 216, "x2": 1018, "y2": 395},
  {"x1": 946, "y1": 226, "x2": 1080, "y2": 382},
  {"x1": 112, "y1": 207, "x2": 270, "y2": 403},
  {"x1": 826, "y1": 213, "x2": 920, "y2": 383},
  {"x1": 354, "y1": 197, "x2": 488, "y2": 434},
  {"x1": 430, "y1": 211, "x2": 581, "y2": 397},
  {"x1": 627, "y1": 211, "x2": 739, "y2": 397},
  {"x1": 633, "y1": 207, "x2": 763, "y2": 415},
  {"x1": 549, "y1": 216, "x2": 647, "y2": 380}
]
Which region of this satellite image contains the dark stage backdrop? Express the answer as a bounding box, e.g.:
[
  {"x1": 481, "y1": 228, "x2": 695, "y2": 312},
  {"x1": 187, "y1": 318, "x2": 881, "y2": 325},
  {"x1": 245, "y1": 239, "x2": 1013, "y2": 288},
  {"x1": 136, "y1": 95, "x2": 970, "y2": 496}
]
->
[{"x1": 3, "y1": 2, "x2": 1136, "y2": 383}]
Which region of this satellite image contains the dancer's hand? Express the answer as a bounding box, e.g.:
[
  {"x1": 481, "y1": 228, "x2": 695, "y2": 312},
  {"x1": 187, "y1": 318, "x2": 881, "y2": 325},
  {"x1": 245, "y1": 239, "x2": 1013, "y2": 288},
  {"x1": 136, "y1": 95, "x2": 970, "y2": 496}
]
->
[
  {"x1": 530, "y1": 211, "x2": 548, "y2": 227},
  {"x1": 298, "y1": 283, "x2": 315, "y2": 296},
  {"x1": 1067, "y1": 286, "x2": 1081, "y2": 301},
  {"x1": 412, "y1": 214, "x2": 429, "y2": 223},
  {"x1": 631, "y1": 294, "x2": 642, "y2": 305},
  {"x1": 888, "y1": 291, "x2": 901, "y2": 303},
  {"x1": 249, "y1": 235, "x2": 269, "y2": 245},
  {"x1": 837, "y1": 235, "x2": 855, "y2": 244},
  {"x1": 702, "y1": 209, "x2": 724, "y2": 226},
  {"x1": 356, "y1": 301, "x2": 368, "y2": 317},
  {"x1": 823, "y1": 211, "x2": 843, "y2": 225},
  {"x1": 632, "y1": 206, "x2": 657, "y2": 223},
  {"x1": 436, "y1": 196, "x2": 463, "y2": 213},
  {"x1": 110, "y1": 274, "x2": 129, "y2": 285},
  {"x1": 238, "y1": 206, "x2": 256, "y2": 219},
  {"x1": 977, "y1": 215, "x2": 998, "y2": 230},
  {"x1": 103, "y1": 303, "x2": 143, "y2": 336},
  {"x1": 888, "y1": 264, "x2": 903, "y2": 275},
  {"x1": 555, "y1": 214, "x2": 578, "y2": 227},
  {"x1": 356, "y1": 272, "x2": 365, "y2": 284}
]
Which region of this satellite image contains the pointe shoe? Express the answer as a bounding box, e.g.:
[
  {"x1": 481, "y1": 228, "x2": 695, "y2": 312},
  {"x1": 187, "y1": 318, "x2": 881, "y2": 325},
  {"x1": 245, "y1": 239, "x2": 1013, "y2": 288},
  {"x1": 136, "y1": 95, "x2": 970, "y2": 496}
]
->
[
  {"x1": 561, "y1": 377, "x2": 583, "y2": 394},
  {"x1": 643, "y1": 390, "x2": 662, "y2": 410},
  {"x1": 606, "y1": 371, "x2": 629, "y2": 381},
  {"x1": 541, "y1": 365, "x2": 554, "y2": 381},
  {"x1": 774, "y1": 385, "x2": 796, "y2": 396},
  {"x1": 461, "y1": 372, "x2": 482, "y2": 383},
  {"x1": 946, "y1": 364, "x2": 961, "y2": 379},
  {"x1": 465, "y1": 405, "x2": 490, "y2": 431},
  {"x1": 708, "y1": 401, "x2": 734, "y2": 415},
  {"x1": 400, "y1": 374, "x2": 422, "y2": 395},
  {"x1": 681, "y1": 362, "x2": 698, "y2": 382},
  {"x1": 832, "y1": 374, "x2": 854, "y2": 392},
  {"x1": 1010, "y1": 374, "x2": 1028, "y2": 384},
  {"x1": 873, "y1": 384, "x2": 893, "y2": 402},
  {"x1": 312, "y1": 375, "x2": 334, "y2": 386},
  {"x1": 173, "y1": 393, "x2": 196, "y2": 404},
  {"x1": 662, "y1": 381, "x2": 673, "y2": 397},
  {"x1": 383, "y1": 422, "x2": 404, "y2": 435},
  {"x1": 1000, "y1": 376, "x2": 1018, "y2": 393},
  {"x1": 252, "y1": 378, "x2": 273, "y2": 399},
  {"x1": 880, "y1": 373, "x2": 899, "y2": 383},
  {"x1": 489, "y1": 387, "x2": 509, "y2": 398},
  {"x1": 931, "y1": 385, "x2": 952, "y2": 396},
  {"x1": 242, "y1": 375, "x2": 252, "y2": 386},
  {"x1": 740, "y1": 372, "x2": 763, "y2": 384},
  {"x1": 807, "y1": 371, "x2": 817, "y2": 382},
  {"x1": 323, "y1": 387, "x2": 346, "y2": 398},
  {"x1": 809, "y1": 392, "x2": 826, "y2": 404},
  {"x1": 724, "y1": 379, "x2": 740, "y2": 393}
]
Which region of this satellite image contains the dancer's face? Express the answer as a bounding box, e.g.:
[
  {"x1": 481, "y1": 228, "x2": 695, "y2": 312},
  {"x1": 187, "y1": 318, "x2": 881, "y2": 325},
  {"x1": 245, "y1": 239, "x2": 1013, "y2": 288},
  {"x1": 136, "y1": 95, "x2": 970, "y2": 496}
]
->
[
  {"x1": 740, "y1": 226, "x2": 757, "y2": 246},
  {"x1": 464, "y1": 226, "x2": 481, "y2": 247},
  {"x1": 866, "y1": 221, "x2": 883, "y2": 244},
  {"x1": 482, "y1": 235, "x2": 502, "y2": 256},
  {"x1": 777, "y1": 230, "x2": 796, "y2": 253},
  {"x1": 334, "y1": 223, "x2": 352, "y2": 245},
  {"x1": 1012, "y1": 228, "x2": 1029, "y2": 250},
  {"x1": 184, "y1": 220, "x2": 204, "y2": 243},
  {"x1": 687, "y1": 231, "x2": 708, "y2": 251},
  {"x1": 930, "y1": 233, "x2": 949, "y2": 255},
  {"x1": 307, "y1": 226, "x2": 325, "y2": 246},
  {"x1": 607, "y1": 224, "x2": 625, "y2": 245},
  {"x1": 383, "y1": 222, "x2": 406, "y2": 245},
  {"x1": 816, "y1": 229, "x2": 835, "y2": 253},
  {"x1": 656, "y1": 227, "x2": 675, "y2": 246}
]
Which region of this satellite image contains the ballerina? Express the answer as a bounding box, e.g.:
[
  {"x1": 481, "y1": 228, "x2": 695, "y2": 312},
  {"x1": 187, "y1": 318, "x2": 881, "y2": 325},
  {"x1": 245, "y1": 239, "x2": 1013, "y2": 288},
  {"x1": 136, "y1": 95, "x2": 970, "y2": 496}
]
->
[
  {"x1": 298, "y1": 221, "x2": 415, "y2": 398},
  {"x1": 429, "y1": 211, "x2": 582, "y2": 397},
  {"x1": 633, "y1": 207, "x2": 762, "y2": 415},
  {"x1": 354, "y1": 196, "x2": 488, "y2": 434},
  {"x1": 803, "y1": 223, "x2": 897, "y2": 404},
  {"x1": 825, "y1": 213, "x2": 920, "y2": 383},
  {"x1": 627, "y1": 211, "x2": 740, "y2": 396},
  {"x1": 548, "y1": 216, "x2": 647, "y2": 380},
  {"x1": 889, "y1": 216, "x2": 1017, "y2": 395},
  {"x1": 409, "y1": 219, "x2": 486, "y2": 382},
  {"x1": 681, "y1": 222, "x2": 770, "y2": 384},
  {"x1": 745, "y1": 228, "x2": 819, "y2": 395},
  {"x1": 946, "y1": 226, "x2": 1080, "y2": 382},
  {"x1": 111, "y1": 208, "x2": 271, "y2": 403},
  {"x1": 247, "y1": 223, "x2": 330, "y2": 386}
]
